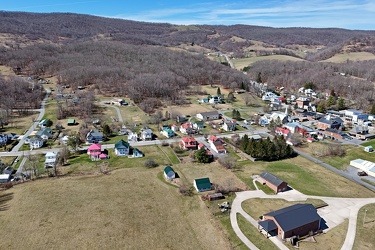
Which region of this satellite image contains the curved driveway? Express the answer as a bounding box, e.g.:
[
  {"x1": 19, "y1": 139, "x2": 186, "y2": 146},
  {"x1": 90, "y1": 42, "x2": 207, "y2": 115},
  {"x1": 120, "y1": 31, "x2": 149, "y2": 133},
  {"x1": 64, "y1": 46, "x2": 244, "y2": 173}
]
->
[
  {"x1": 100, "y1": 102, "x2": 123, "y2": 124},
  {"x1": 230, "y1": 189, "x2": 375, "y2": 250}
]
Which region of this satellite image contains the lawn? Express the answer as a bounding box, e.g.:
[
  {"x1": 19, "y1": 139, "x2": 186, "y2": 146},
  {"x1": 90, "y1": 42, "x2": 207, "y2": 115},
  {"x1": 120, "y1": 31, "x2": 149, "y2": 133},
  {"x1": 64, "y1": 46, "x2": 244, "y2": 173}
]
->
[
  {"x1": 353, "y1": 203, "x2": 375, "y2": 250},
  {"x1": 362, "y1": 139, "x2": 375, "y2": 148},
  {"x1": 0, "y1": 167, "x2": 231, "y2": 250},
  {"x1": 234, "y1": 156, "x2": 375, "y2": 198},
  {"x1": 319, "y1": 144, "x2": 375, "y2": 170},
  {"x1": 1, "y1": 111, "x2": 39, "y2": 136},
  {"x1": 237, "y1": 213, "x2": 279, "y2": 250}
]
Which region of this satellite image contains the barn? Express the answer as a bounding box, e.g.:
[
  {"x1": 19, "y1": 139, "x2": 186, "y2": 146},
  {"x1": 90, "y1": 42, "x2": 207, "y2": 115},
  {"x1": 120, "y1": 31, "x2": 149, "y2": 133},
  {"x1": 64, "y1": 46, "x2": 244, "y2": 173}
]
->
[
  {"x1": 163, "y1": 166, "x2": 175, "y2": 181},
  {"x1": 259, "y1": 171, "x2": 288, "y2": 193},
  {"x1": 258, "y1": 203, "x2": 322, "y2": 239},
  {"x1": 193, "y1": 177, "x2": 212, "y2": 192}
]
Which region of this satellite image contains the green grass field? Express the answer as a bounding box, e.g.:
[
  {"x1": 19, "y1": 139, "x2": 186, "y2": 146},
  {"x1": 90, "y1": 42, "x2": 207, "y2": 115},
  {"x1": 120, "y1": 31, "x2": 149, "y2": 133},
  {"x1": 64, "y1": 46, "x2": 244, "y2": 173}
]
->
[
  {"x1": 353, "y1": 203, "x2": 375, "y2": 250},
  {"x1": 235, "y1": 156, "x2": 374, "y2": 198}
]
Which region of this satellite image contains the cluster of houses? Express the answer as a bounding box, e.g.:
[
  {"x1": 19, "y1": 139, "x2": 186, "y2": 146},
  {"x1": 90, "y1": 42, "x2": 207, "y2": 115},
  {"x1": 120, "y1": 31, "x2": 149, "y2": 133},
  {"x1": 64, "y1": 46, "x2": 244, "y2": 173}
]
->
[
  {"x1": 24, "y1": 119, "x2": 55, "y2": 150},
  {"x1": 0, "y1": 133, "x2": 17, "y2": 147},
  {"x1": 86, "y1": 139, "x2": 143, "y2": 161}
]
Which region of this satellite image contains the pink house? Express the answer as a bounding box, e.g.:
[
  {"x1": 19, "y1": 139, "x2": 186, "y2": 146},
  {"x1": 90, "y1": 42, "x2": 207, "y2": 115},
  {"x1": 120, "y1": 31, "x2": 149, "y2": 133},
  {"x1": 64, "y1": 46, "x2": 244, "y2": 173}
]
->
[
  {"x1": 87, "y1": 143, "x2": 102, "y2": 161},
  {"x1": 275, "y1": 127, "x2": 291, "y2": 138}
]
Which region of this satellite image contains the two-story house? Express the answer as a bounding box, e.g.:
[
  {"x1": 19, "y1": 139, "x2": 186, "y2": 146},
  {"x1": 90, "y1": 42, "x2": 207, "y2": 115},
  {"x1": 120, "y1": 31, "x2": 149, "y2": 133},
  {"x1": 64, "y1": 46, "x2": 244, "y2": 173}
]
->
[
  {"x1": 114, "y1": 139, "x2": 130, "y2": 156},
  {"x1": 141, "y1": 128, "x2": 153, "y2": 141},
  {"x1": 179, "y1": 136, "x2": 198, "y2": 150},
  {"x1": 86, "y1": 129, "x2": 104, "y2": 144}
]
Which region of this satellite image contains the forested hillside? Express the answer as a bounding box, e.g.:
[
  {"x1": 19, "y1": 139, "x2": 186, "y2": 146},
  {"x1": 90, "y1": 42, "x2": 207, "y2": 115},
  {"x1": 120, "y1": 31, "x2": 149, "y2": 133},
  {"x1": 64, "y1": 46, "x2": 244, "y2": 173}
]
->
[{"x1": 1, "y1": 11, "x2": 375, "y2": 111}]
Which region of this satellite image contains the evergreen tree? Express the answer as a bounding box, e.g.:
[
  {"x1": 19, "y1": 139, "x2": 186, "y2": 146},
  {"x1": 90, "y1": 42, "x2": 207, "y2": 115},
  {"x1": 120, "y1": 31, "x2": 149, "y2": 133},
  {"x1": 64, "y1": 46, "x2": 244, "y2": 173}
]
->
[
  {"x1": 337, "y1": 98, "x2": 345, "y2": 110},
  {"x1": 102, "y1": 124, "x2": 112, "y2": 137},
  {"x1": 256, "y1": 72, "x2": 262, "y2": 83},
  {"x1": 227, "y1": 92, "x2": 235, "y2": 103},
  {"x1": 195, "y1": 148, "x2": 211, "y2": 163},
  {"x1": 232, "y1": 109, "x2": 237, "y2": 119},
  {"x1": 217, "y1": 87, "x2": 221, "y2": 97},
  {"x1": 326, "y1": 95, "x2": 336, "y2": 107},
  {"x1": 330, "y1": 89, "x2": 336, "y2": 96},
  {"x1": 370, "y1": 103, "x2": 375, "y2": 115},
  {"x1": 235, "y1": 110, "x2": 241, "y2": 120},
  {"x1": 240, "y1": 134, "x2": 249, "y2": 151},
  {"x1": 317, "y1": 102, "x2": 326, "y2": 113}
]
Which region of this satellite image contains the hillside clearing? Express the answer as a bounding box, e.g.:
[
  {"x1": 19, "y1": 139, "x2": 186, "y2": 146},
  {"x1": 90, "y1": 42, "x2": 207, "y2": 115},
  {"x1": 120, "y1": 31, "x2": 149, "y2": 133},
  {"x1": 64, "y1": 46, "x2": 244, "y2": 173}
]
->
[
  {"x1": 323, "y1": 52, "x2": 375, "y2": 63},
  {"x1": 0, "y1": 167, "x2": 231, "y2": 250},
  {"x1": 232, "y1": 55, "x2": 305, "y2": 70}
]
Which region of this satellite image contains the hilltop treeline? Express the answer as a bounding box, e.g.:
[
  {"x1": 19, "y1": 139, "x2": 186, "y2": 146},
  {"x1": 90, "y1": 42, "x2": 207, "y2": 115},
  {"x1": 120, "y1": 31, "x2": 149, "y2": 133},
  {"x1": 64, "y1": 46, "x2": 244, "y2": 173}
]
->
[
  {"x1": 1, "y1": 12, "x2": 375, "y2": 52},
  {"x1": 0, "y1": 40, "x2": 249, "y2": 111},
  {"x1": 246, "y1": 60, "x2": 375, "y2": 109}
]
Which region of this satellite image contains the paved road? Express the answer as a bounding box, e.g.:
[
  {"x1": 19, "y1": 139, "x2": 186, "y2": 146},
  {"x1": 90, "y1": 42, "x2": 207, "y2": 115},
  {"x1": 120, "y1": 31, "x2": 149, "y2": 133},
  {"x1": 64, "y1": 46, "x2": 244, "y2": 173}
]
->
[
  {"x1": 230, "y1": 189, "x2": 375, "y2": 250},
  {"x1": 11, "y1": 87, "x2": 51, "y2": 152}
]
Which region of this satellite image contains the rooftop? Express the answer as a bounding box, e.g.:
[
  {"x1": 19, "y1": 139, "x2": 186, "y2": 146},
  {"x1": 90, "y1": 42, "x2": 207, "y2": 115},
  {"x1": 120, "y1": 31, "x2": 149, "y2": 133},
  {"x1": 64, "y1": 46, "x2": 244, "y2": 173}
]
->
[{"x1": 260, "y1": 171, "x2": 287, "y2": 187}]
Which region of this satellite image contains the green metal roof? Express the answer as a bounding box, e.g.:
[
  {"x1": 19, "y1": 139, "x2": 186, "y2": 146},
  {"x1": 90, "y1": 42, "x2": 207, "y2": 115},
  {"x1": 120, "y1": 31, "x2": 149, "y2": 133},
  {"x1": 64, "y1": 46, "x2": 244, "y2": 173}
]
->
[
  {"x1": 194, "y1": 177, "x2": 211, "y2": 190},
  {"x1": 164, "y1": 166, "x2": 174, "y2": 174},
  {"x1": 67, "y1": 119, "x2": 75, "y2": 124},
  {"x1": 114, "y1": 139, "x2": 130, "y2": 149}
]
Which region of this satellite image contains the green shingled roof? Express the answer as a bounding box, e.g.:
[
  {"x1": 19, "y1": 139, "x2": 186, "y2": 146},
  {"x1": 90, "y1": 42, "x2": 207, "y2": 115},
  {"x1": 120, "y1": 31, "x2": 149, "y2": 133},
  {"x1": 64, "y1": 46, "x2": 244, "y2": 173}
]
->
[{"x1": 164, "y1": 166, "x2": 174, "y2": 174}]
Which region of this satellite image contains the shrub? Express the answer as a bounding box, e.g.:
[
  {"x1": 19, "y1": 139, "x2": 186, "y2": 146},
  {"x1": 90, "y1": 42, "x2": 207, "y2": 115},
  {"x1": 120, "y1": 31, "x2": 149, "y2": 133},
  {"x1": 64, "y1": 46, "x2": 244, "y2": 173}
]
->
[{"x1": 144, "y1": 158, "x2": 158, "y2": 168}]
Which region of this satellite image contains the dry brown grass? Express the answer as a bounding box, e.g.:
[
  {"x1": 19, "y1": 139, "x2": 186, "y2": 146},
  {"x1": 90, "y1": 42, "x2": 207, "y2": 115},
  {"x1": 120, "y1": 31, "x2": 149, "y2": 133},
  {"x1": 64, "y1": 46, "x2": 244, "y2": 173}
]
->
[
  {"x1": 0, "y1": 65, "x2": 16, "y2": 77},
  {"x1": 323, "y1": 52, "x2": 375, "y2": 63},
  {"x1": 0, "y1": 167, "x2": 231, "y2": 250},
  {"x1": 176, "y1": 159, "x2": 249, "y2": 192}
]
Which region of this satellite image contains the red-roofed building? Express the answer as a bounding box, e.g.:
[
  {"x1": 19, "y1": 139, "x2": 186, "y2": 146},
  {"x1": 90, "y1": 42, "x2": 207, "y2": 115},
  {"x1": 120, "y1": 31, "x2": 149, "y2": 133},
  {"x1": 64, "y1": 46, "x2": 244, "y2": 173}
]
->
[
  {"x1": 208, "y1": 135, "x2": 226, "y2": 154},
  {"x1": 179, "y1": 136, "x2": 198, "y2": 150},
  {"x1": 180, "y1": 122, "x2": 195, "y2": 134},
  {"x1": 87, "y1": 143, "x2": 102, "y2": 161},
  {"x1": 275, "y1": 127, "x2": 291, "y2": 138},
  {"x1": 198, "y1": 143, "x2": 205, "y2": 149},
  {"x1": 208, "y1": 135, "x2": 226, "y2": 145}
]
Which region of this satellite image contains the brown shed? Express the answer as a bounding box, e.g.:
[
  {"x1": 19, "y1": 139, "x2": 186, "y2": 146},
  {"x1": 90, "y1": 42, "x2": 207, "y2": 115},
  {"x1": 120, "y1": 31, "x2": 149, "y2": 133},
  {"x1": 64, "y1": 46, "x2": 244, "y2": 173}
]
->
[{"x1": 259, "y1": 171, "x2": 288, "y2": 193}]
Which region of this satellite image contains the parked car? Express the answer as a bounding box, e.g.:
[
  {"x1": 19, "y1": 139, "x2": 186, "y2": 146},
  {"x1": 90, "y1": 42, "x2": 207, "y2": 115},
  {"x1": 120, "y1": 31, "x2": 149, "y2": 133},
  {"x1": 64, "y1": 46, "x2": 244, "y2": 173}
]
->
[{"x1": 357, "y1": 171, "x2": 368, "y2": 176}]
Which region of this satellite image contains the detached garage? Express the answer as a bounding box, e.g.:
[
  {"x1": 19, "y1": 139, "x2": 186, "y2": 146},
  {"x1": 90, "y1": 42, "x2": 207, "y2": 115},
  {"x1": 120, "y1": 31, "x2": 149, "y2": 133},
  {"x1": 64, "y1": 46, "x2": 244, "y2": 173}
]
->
[{"x1": 259, "y1": 171, "x2": 288, "y2": 193}]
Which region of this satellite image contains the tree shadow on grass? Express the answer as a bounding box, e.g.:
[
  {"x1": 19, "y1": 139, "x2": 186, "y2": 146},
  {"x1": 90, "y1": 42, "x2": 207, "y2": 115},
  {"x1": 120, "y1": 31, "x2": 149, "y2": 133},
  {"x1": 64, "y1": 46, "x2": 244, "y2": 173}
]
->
[{"x1": 0, "y1": 192, "x2": 14, "y2": 212}]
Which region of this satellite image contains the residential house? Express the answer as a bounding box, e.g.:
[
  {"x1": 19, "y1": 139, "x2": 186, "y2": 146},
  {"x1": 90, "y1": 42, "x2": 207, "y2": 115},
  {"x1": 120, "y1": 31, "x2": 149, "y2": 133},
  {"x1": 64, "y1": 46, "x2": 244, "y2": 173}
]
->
[
  {"x1": 297, "y1": 124, "x2": 315, "y2": 137},
  {"x1": 193, "y1": 177, "x2": 212, "y2": 192},
  {"x1": 128, "y1": 132, "x2": 138, "y2": 142},
  {"x1": 87, "y1": 143, "x2": 102, "y2": 161},
  {"x1": 193, "y1": 121, "x2": 205, "y2": 130},
  {"x1": 180, "y1": 122, "x2": 194, "y2": 134},
  {"x1": 86, "y1": 129, "x2": 104, "y2": 144},
  {"x1": 163, "y1": 166, "x2": 176, "y2": 181},
  {"x1": 38, "y1": 119, "x2": 50, "y2": 128},
  {"x1": 161, "y1": 128, "x2": 175, "y2": 138},
  {"x1": 275, "y1": 127, "x2": 291, "y2": 138},
  {"x1": 209, "y1": 96, "x2": 222, "y2": 104},
  {"x1": 296, "y1": 97, "x2": 310, "y2": 109},
  {"x1": 259, "y1": 116, "x2": 270, "y2": 127},
  {"x1": 29, "y1": 136, "x2": 44, "y2": 150},
  {"x1": 61, "y1": 135, "x2": 69, "y2": 145},
  {"x1": 131, "y1": 148, "x2": 143, "y2": 158},
  {"x1": 171, "y1": 124, "x2": 179, "y2": 132},
  {"x1": 222, "y1": 120, "x2": 237, "y2": 131},
  {"x1": 114, "y1": 139, "x2": 130, "y2": 156},
  {"x1": 179, "y1": 136, "x2": 198, "y2": 150},
  {"x1": 45, "y1": 152, "x2": 58, "y2": 168},
  {"x1": 208, "y1": 135, "x2": 226, "y2": 154},
  {"x1": 0, "y1": 134, "x2": 8, "y2": 146},
  {"x1": 196, "y1": 111, "x2": 220, "y2": 121},
  {"x1": 141, "y1": 128, "x2": 153, "y2": 141},
  {"x1": 0, "y1": 174, "x2": 10, "y2": 183},
  {"x1": 284, "y1": 122, "x2": 300, "y2": 134},
  {"x1": 176, "y1": 115, "x2": 187, "y2": 123},
  {"x1": 36, "y1": 127, "x2": 54, "y2": 140},
  {"x1": 317, "y1": 115, "x2": 344, "y2": 131},
  {"x1": 259, "y1": 171, "x2": 288, "y2": 193},
  {"x1": 258, "y1": 203, "x2": 322, "y2": 239}
]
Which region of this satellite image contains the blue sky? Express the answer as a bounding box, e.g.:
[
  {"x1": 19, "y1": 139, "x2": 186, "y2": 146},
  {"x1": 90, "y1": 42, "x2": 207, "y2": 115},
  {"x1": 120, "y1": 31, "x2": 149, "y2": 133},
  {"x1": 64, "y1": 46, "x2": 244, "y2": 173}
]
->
[{"x1": 1, "y1": 0, "x2": 375, "y2": 30}]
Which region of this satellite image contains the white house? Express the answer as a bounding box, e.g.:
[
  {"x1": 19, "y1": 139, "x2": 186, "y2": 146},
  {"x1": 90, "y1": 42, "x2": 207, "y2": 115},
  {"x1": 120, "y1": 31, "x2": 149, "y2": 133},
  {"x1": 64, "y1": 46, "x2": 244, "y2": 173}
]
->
[
  {"x1": 128, "y1": 132, "x2": 138, "y2": 142},
  {"x1": 114, "y1": 139, "x2": 130, "y2": 156},
  {"x1": 196, "y1": 111, "x2": 220, "y2": 121},
  {"x1": 141, "y1": 128, "x2": 153, "y2": 141},
  {"x1": 222, "y1": 120, "x2": 236, "y2": 131},
  {"x1": 163, "y1": 166, "x2": 175, "y2": 180},
  {"x1": 29, "y1": 136, "x2": 44, "y2": 150},
  {"x1": 45, "y1": 152, "x2": 58, "y2": 168}
]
